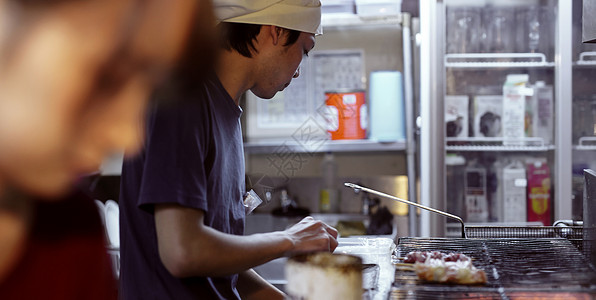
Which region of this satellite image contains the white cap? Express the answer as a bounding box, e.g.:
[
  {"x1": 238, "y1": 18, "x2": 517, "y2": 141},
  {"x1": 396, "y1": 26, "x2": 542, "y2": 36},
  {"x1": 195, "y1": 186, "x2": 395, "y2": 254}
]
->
[{"x1": 214, "y1": 0, "x2": 322, "y2": 35}]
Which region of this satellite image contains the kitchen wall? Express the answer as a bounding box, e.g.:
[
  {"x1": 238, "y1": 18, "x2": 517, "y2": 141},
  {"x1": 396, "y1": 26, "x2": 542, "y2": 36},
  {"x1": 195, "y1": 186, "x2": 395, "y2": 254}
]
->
[
  {"x1": 244, "y1": 21, "x2": 407, "y2": 181},
  {"x1": 248, "y1": 174, "x2": 411, "y2": 213}
]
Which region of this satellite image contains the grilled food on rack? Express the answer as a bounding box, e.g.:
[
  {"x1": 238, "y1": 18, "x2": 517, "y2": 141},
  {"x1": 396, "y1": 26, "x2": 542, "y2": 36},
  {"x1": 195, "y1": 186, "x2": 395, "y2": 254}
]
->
[
  {"x1": 401, "y1": 251, "x2": 486, "y2": 284},
  {"x1": 404, "y1": 251, "x2": 471, "y2": 263},
  {"x1": 414, "y1": 258, "x2": 487, "y2": 285}
]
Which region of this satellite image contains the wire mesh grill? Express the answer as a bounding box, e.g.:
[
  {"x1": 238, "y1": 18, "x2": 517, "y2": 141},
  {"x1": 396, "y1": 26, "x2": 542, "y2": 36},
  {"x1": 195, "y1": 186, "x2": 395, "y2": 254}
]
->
[
  {"x1": 392, "y1": 238, "x2": 596, "y2": 299},
  {"x1": 465, "y1": 226, "x2": 584, "y2": 239},
  {"x1": 464, "y1": 226, "x2": 587, "y2": 257}
]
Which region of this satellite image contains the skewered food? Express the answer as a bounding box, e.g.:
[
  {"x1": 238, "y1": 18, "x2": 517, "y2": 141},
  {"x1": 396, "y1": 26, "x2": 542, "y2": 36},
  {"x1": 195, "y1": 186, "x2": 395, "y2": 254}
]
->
[
  {"x1": 414, "y1": 258, "x2": 487, "y2": 285},
  {"x1": 403, "y1": 251, "x2": 471, "y2": 263},
  {"x1": 401, "y1": 251, "x2": 486, "y2": 284}
]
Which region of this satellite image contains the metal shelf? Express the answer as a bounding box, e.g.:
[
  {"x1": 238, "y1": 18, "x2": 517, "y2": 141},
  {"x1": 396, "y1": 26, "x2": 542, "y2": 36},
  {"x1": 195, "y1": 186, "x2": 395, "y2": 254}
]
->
[
  {"x1": 244, "y1": 139, "x2": 406, "y2": 154},
  {"x1": 446, "y1": 145, "x2": 554, "y2": 152},
  {"x1": 445, "y1": 53, "x2": 555, "y2": 69},
  {"x1": 321, "y1": 13, "x2": 401, "y2": 29},
  {"x1": 574, "y1": 51, "x2": 596, "y2": 67},
  {"x1": 574, "y1": 136, "x2": 596, "y2": 151},
  {"x1": 445, "y1": 137, "x2": 554, "y2": 152}
]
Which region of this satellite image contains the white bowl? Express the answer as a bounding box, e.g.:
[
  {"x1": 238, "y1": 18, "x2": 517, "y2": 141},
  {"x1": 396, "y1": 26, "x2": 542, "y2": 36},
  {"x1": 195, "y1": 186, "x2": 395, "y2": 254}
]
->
[{"x1": 104, "y1": 200, "x2": 120, "y2": 248}]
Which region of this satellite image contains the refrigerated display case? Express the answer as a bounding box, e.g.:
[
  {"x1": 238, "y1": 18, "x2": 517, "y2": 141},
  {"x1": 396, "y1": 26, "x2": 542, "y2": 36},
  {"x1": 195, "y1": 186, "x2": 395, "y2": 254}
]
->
[
  {"x1": 420, "y1": 0, "x2": 574, "y2": 236},
  {"x1": 572, "y1": 0, "x2": 596, "y2": 221}
]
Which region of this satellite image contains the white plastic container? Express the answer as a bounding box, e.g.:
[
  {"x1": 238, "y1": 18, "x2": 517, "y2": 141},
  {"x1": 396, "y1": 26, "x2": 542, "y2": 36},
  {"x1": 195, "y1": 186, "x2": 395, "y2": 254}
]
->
[
  {"x1": 355, "y1": 0, "x2": 401, "y2": 17},
  {"x1": 322, "y1": 0, "x2": 355, "y2": 14},
  {"x1": 369, "y1": 71, "x2": 405, "y2": 142},
  {"x1": 334, "y1": 237, "x2": 395, "y2": 266}
]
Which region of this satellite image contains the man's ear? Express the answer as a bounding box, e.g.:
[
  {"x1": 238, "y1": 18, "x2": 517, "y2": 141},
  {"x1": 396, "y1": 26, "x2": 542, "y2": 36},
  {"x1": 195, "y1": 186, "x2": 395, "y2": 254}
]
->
[{"x1": 269, "y1": 25, "x2": 284, "y2": 46}]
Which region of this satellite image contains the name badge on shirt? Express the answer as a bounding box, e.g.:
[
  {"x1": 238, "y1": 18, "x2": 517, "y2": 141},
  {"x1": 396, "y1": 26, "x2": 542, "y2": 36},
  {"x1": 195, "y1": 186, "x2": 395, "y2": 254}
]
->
[{"x1": 243, "y1": 189, "x2": 263, "y2": 215}]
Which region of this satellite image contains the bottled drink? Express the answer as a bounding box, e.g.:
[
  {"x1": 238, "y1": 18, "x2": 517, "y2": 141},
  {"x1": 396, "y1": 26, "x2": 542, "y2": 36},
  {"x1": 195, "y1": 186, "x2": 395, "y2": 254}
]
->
[{"x1": 319, "y1": 152, "x2": 339, "y2": 213}]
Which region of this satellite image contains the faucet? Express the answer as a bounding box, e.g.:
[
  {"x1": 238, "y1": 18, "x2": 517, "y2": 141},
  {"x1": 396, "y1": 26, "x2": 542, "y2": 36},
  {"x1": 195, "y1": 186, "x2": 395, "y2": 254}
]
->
[
  {"x1": 361, "y1": 191, "x2": 371, "y2": 215},
  {"x1": 280, "y1": 189, "x2": 292, "y2": 213}
]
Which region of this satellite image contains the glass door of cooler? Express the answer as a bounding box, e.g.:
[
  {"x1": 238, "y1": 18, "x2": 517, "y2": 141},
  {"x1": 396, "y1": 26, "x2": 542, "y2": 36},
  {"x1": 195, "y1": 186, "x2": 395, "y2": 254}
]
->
[
  {"x1": 420, "y1": 0, "x2": 564, "y2": 236},
  {"x1": 572, "y1": 0, "x2": 596, "y2": 222}
]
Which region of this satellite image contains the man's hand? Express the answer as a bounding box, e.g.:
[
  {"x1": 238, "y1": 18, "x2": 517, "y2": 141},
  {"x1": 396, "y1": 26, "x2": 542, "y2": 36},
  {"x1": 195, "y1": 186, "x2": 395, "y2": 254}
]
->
[
  {"x1": 283, "y1": 216, "x2": 338, "y2": 255},
  {"x1": 155, "y1": 205, "x2": 338, "y2": 278}
]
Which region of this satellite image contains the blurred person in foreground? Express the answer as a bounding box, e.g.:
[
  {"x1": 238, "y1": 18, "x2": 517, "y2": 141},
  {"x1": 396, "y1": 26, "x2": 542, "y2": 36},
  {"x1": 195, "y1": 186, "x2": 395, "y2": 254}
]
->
[
  {"x1": 118, "y1": 0, "x2": 338, "y2": 299},
  {"x1": 0, "y1": 0, "x2": 215, "y2": 298}
]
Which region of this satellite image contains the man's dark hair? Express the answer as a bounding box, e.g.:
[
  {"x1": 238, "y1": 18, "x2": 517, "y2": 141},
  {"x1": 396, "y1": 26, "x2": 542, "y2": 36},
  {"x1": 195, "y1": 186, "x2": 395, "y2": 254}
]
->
[{"x1": 217, "y1": 22, "x2": 301, "y2": 58}]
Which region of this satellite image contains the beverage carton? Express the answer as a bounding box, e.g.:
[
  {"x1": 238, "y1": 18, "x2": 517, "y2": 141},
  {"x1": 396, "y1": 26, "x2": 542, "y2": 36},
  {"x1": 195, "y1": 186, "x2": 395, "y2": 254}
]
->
[
  {"x1": 526, "y1": 160, "x2": 551, "y2": 225},
  {"x1": 474, "y1": 95, "x2": 502, "y2": 138},
  {"x1": 502, "y1": 74, "x2": 533, "y2": 146},
  {"x1": 445, "y1": 95, "x2": 469, "y2": 138},
  {"x1": 532, "y1": 81, "x2": 554, "y2": 145},
  {"x1": 502, "y1": 161, "x2": 527, "y2": 223},
  {"x1": 488, "y1": 159, "x2": 503, "y2": 222},
  {"x1": 464, "y1": 162, "x2": 489, "y2": 222}
]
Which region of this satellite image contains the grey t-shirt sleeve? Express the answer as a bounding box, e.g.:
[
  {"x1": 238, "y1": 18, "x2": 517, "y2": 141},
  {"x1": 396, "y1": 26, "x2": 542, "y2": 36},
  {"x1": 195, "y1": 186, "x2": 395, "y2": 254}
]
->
[{"x1": 137, "y1": 103, "x2": 210, "y2": 212}]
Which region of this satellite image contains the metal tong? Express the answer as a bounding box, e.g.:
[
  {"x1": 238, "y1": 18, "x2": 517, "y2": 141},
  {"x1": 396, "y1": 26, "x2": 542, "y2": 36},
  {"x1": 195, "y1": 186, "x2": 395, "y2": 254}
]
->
[{"x1": 344, "y1": 182, "x2": 466, "y2": 238}]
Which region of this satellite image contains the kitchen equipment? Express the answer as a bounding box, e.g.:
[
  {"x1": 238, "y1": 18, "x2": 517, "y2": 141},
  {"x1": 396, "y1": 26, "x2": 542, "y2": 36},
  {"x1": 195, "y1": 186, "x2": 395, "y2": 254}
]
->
[
  {"x1": 463, "y1": 225, "x2": 586, "y2": 255},
  {"x1": 421, "y1": 1, "x2": 570, "y2": 238},
  {"x1": 392, "y1": 237, "x2": 596, "y2": 298},
  {"x1": 344, "y1": 182, "x2": 467, "y2": 238}
]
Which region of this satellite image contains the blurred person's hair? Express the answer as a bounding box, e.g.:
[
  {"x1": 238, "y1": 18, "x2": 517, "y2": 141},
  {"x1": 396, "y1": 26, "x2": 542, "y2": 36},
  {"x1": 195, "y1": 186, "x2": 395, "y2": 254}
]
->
[
  {"x1": 151, "y1": 0, "x2": 217, "y2": 103},
  {"x1": 217, "y1": 22, "x2": 301, "y2": 58},
  {"x1": 9, "y1": 0, "x2": 80, "y2": 4}
]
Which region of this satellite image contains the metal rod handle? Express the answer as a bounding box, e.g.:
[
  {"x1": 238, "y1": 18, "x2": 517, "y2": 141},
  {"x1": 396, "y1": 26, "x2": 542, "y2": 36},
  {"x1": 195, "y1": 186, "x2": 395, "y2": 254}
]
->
[{"x1": 344, "y1": 182, "x2": 466, "y2": 238}]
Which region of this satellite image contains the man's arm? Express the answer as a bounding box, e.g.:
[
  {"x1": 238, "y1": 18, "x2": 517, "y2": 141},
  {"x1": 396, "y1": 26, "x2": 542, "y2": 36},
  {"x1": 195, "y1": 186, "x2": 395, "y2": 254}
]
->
[
  {"x1": 237, "y1": 268, "x2": 285, "y2": 300},
  {"x1": 154, "y1": 203, "x2": 338, "y2": 278}
]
